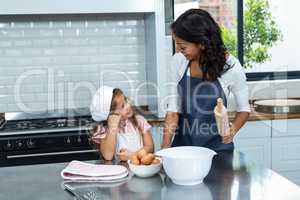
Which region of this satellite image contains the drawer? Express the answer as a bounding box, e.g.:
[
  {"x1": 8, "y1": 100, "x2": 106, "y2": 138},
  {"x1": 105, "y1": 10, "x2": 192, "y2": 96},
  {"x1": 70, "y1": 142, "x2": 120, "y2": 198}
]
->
[
  {"x1": 272, "y1": 119, "x2": 300, "y2": 137},
  {"x1": 234, "y1": 137, "x2": 271, "y2": 168},
  {"x1": 235, "y1": 120, "x2": 271, "y2": 139},
  {"x1": 272, "y1": 137, "x2": 300, "y2": 171},
  {"x1": 276, "y1": 171, "x2": 300, "y2": 186}
]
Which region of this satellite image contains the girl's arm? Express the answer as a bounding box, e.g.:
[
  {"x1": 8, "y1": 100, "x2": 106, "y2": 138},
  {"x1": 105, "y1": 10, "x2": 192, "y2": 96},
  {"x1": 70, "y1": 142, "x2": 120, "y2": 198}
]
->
[
  {"x1": 117, "y1": 129, "x2": 154, "y2": 161},
  {"x1": 100, "y1": 115, "x2": 121, "y2": 160}
]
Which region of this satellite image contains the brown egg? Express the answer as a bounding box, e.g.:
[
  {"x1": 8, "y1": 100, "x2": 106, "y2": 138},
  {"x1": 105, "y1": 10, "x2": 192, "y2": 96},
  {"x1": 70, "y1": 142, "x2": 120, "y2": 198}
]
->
[
  {"x1": 137, "y1": 149, "x2": 147, "y2": 160},
  {"x1": 130, "y1": 154, "x2": 139, "y2": 161},
  {"x1": 131, "y1": 158, "x2": 140, "y2": 165},
  {"x1": 130, "y1": 155, "x2": 140, "y2": 165},
  {"x1": 141, "y1": 154, "x2": 155, "y2": 165},
  {"x1": 147, "y1": 153, "x2": 155, "y2": 160},
  {"x1": 151, "y1": 158, "x2": 160, "y2": 165}
]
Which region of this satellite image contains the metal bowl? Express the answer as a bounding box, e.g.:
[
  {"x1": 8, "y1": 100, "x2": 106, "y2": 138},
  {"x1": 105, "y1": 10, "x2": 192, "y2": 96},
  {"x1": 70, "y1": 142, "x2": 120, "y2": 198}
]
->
[{"x1": 253, "y1": 99, "x2": 300, "y2": 113}]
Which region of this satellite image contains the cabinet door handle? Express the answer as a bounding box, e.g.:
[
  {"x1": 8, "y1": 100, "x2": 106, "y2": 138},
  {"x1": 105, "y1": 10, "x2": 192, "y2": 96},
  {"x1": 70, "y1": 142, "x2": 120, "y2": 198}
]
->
[{"x1": 7, "y1": 149, "x2": 97, "y2": 159}]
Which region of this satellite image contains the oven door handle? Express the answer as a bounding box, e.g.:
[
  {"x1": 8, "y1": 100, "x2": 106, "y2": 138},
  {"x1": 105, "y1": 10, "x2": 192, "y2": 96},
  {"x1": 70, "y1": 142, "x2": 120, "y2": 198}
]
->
[{"x1": 7, "y1": 149, "x2": 98, "y2": 159}]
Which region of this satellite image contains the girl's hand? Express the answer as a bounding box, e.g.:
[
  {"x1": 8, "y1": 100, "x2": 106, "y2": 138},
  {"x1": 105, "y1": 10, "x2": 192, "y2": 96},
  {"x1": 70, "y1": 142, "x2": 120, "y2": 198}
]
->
[
  {"x1": 222, "y1": 124, "x2": 236, "y2": 144},
  {"x1": 107, "y1": 114, "x2": 121, "y2": 132},
  {"x1": 117, "y1": 148, "x2": 133, "y2": 161}
]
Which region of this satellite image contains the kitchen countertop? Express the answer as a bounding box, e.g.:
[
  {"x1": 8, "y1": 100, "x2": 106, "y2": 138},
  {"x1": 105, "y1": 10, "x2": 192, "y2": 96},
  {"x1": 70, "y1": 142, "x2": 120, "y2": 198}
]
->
[
  {"x1": 145, "y1": 110, "x2": 300, "y2": 126},
  {"x1": 1, "y1": 151, "x2": 300, "y2": 200}
]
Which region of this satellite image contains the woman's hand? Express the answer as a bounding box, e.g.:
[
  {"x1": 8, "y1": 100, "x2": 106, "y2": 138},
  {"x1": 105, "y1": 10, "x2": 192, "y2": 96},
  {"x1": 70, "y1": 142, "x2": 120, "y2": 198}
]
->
[
  {"x1": 160, "y1": 140, "x2": 171, "y2": 149},
  {"x1": 221, "y1": 124, "x2": 236, "y2": 144},
  {"x1": 222, "y1": 112, "x2": 249, "y2": 144},
  {"x1": 161, "y1": 112, "x2": 179, "y2": 149},
  {"x1": 117, "y1": 148, "x2": 133, "y2": 161},
  {"x1": 107, "y1": 114, "x2": 121, "y2": 133}
]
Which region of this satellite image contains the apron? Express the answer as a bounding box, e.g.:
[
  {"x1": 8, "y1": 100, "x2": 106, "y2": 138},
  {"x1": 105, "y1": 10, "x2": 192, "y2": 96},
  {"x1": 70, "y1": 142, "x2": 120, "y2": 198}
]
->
[
  {"x1": 171, "y1": 62, "x2": 234, "y2": 152},
  {"x1": 116, "y1": 129, "x2": 143, "y2": 153}
]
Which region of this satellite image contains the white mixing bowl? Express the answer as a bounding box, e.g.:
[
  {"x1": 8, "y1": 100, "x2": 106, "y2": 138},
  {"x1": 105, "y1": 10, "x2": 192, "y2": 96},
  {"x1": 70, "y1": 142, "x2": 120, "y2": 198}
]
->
[
  {"x1": 127, "y1": 158, "x2": 162, "y2": 178},
  {"x1": 156, "y1": 146, "x2": 216, "y2": 186}
]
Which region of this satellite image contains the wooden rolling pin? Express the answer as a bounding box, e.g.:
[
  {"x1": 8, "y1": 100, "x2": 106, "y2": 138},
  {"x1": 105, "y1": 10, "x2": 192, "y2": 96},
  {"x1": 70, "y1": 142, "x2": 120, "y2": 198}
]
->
[{"x1": 214, "y1": 98, "x2": 230, "y2": 136}]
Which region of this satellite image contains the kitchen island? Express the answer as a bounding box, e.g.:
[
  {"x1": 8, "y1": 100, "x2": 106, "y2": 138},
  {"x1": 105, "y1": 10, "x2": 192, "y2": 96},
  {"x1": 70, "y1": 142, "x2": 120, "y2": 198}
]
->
[{"x1": 1, "y1": 151, "x2": 300, "y2": 200}]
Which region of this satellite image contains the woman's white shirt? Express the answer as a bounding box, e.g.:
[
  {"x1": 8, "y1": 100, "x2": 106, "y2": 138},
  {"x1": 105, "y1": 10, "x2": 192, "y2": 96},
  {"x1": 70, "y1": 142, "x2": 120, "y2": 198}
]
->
[{"x1": 166, "y1": 53, "x2": 250, "y2": 113}]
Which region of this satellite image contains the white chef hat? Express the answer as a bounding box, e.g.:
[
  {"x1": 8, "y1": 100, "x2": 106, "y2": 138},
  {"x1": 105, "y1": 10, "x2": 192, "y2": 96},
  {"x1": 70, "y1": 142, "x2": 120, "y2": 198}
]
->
[{"x1": 90, "y1": 86, "x2": 114, "y2": 121}]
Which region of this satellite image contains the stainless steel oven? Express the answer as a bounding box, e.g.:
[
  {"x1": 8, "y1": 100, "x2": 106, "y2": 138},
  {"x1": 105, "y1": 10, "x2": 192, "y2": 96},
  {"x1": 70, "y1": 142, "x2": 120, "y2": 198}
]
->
[{"x1": 0, "y1": 109, "x2": 100, "y2": 167}]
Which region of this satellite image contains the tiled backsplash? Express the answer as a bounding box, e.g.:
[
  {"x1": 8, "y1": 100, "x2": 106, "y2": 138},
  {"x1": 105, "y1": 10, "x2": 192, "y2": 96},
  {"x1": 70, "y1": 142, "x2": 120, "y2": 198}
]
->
[{"x1": 0, "y1": 14, "x2": 148, "y2": 113}]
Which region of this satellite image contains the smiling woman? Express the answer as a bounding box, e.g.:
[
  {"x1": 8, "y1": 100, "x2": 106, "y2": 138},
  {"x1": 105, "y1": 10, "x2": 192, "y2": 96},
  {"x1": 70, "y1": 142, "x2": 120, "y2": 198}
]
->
[
  {"x1": 172, "y1": 9, "x2": 228, "y2": 81},
  {"x1": 161, "y1": 8, "x2": 250, "y2": 152}
]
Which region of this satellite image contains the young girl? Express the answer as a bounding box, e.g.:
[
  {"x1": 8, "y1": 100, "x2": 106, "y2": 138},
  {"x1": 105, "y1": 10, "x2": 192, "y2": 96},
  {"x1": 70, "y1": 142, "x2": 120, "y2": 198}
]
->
[{"x1": 90, "y1": 86, "x2": 154, "y2": 161}]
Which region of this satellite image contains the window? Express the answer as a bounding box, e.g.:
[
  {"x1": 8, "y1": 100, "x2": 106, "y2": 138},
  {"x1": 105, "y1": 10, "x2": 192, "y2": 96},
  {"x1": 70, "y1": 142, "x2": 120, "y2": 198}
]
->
[
  {"x1": 242, "y1": 0, "x2": 300, "y2": 80},
  {"x1": 175, "y1": 0, "x2": 237, "y2": 30},
  {"x1": 173, "y1": 0, "x2": 300, "y2": 80},
  {"x1": 244, "y1": 0, "x2": 298, "y2": 72},
  {"x1": 174, "y1": 0, "x2": 238, "y2": 68}
]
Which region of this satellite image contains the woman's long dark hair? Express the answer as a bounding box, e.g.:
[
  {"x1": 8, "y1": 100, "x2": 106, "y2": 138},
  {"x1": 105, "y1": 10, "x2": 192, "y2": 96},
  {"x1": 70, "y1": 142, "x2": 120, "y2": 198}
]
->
[{"x1": 171, "y1": 9, "x2": 229, "y2": 81}]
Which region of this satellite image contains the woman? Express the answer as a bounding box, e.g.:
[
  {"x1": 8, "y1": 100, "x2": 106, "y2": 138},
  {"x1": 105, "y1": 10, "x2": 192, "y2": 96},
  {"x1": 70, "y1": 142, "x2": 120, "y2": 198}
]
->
[{"x1": 161, "y1": 9, "x2": 250, "y2": 152}]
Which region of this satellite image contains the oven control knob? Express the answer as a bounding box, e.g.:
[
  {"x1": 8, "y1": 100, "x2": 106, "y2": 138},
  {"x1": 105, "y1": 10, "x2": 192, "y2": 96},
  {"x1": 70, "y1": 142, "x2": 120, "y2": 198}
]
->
[
  {"x1": 27, "y1": 139, "x2": 34, "y2": 148},
  {"x1": 17, "y1": 141, "x2": 23, "y2": 148},
  {"x1": 66, "y1": 137, "x2": 71, "y2": 144},
  {"x1": 77, "y1": 137, "x2": 81, "y2": 143},
  {"x1": 6, "y1": 141, "x2": 12, "y2": 149}
]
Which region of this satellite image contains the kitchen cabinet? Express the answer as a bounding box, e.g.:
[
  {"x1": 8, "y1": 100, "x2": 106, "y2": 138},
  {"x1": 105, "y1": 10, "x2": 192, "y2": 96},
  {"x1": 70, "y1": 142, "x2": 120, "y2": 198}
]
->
[
  {"x1": 152, "y1": 120, "x2": 273, "y2": 168},
  {"x1": 151, "y1": 125, "x2": 164, "y2": 152},
  {"x1": 278, "y1": 171, "x2": 300, "y2": 186},
  {"x1": 0, "y1": 0, "x2": 157, "y2": 15},
  {"x1": 150, "y1": 118, "x2": 300, "y2": 186},
  {"x1": 272, "y1": 119, "x2": 300, "y2": 137},
  {"x1": 222, "y1": 118, "x2": 300, "y2": 186},
  {"x1": 235, "y1": 120, "x2": 272, "y2": 139},
  {"x1": 272, "y1": 119, "x2": 300, "y2": 186},
  {"x1": 234, "y1": 138, "x2": 271, "y2": 168},
  {"x1": 272, "y1": 137, "x2": 300, "y2": 171},
  {"x1": 234, "y1": 120, "x2": 272, "y2": 168}
]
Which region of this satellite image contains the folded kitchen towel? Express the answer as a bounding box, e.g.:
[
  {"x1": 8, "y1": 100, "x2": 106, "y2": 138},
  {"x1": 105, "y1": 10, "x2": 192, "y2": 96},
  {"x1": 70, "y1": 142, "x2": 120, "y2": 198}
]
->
[{"x1": 61, "y1": 160, "x2": 128, "y2": 181}]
